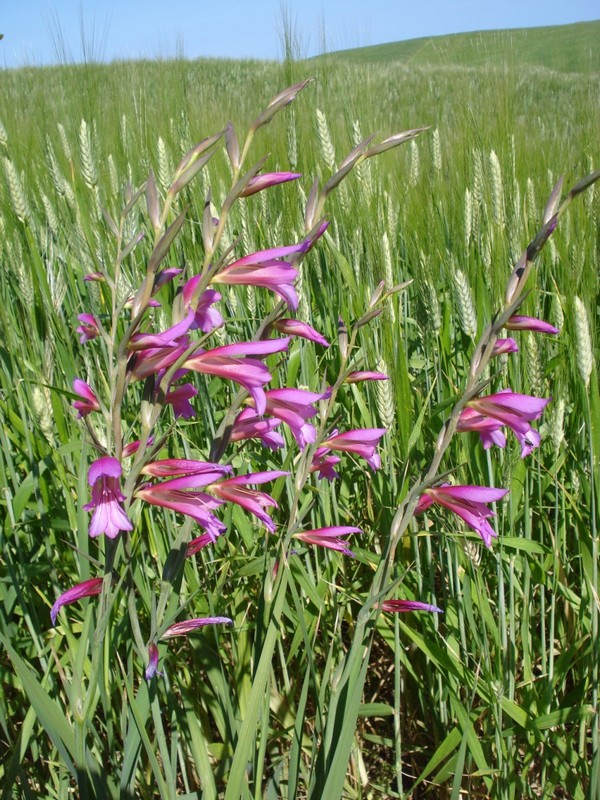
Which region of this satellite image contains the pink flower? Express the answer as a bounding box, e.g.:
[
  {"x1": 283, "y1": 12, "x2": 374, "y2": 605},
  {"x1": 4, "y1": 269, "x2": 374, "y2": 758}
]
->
[
  {"x1": 321, "y1": 428, "x2": 387, "y2": 471},
  {"x1": 310, "y1": 448, "x2": 341, "y2": 481},
  {"x1": 141, "y1": 458, "x2": 231, "y2": 484},
  {"x1": 456, "y1": 406, "x2": 507, "y2": 450},
  {"x1": 293, "y1": 526, "x2": 362, "y2": 557},
  {"x1": 505, "y1": 315, "x2": 560, "y2": 335},
  {"x1": 458, "y1": 389, "x2": 551, "y2": 457},
  {"x1": 261, "y1": 388, "x2": 329, "y2": 449},
  {"x1": 273, "y1": 318, "x2": 329, "y2": 347},
  {"x1": 491, "y1": 338, "x2": 518, "y2": 356},
  {"x1": 127, "y1": 311, "x2": 195, "y2": 380},
  {"x1": 72, "y1": 378, "x2": 100, "y2": 418},
  {"x1": 206, "y1": 471, "x2": 288, "y2": 532},
  {"x1": 186, "y1": 531, "x2": 223, "y2": 556},
  {"x1": 230, "y1": 408, "x2": 285, "y2": 451},
  {"x1": 345, "y1": 371, "x2": 389, "y2": 383},
  {"x1": 212, "y1": 242, "x2": 310, "y2": 310},
  {"x1": 136, "y1": 483, "x2": 226, "y2": 539},
  {"x1": 83, "y1": 457, "x2": 133, "y2": 539},
  {"x1": 183, "y1": 338, "x2": 290, "y2": 415},
  {"x1": 136, "y1": 459, "x2": 232, "y2": 538},
  {"x1": 181, "y1": 282, "x2": 224, "y2": 333},
  {"x1": 165, "y1": 383, "x2": 198, "y2": 419},
  {"x1": 145, "y1": 643, "x2": 160, "y2": 680},
  {"x1": 379, "y1": 599, "x2": 443, "y2": 613},
  {"x1": 415, "y1": 484, "x2": 508, "y2": 548},
  {"x1": 122, "y1": 437, "x2": 154, "y2": 459},
  {"x1": 51, "y1": 577, "x2": 103, "y2": 625},
  {"x1": 239, "y1": 172, "x2": 301, "y2": 197},
  {"x1": 76, "y1": 313, "x2": 100, "y2": 344},
  {"x1": 161, "y1": 617, "x2": 233, "y2": 638}
]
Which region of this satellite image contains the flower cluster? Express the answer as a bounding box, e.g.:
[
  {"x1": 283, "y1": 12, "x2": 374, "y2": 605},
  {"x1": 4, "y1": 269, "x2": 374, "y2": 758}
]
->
[
  {"x1": 53, "y1": 85, "x2": 418, "y2": 678},
  {"x1": 414, "y1": 316, "x2": 556, "y2": 548}
]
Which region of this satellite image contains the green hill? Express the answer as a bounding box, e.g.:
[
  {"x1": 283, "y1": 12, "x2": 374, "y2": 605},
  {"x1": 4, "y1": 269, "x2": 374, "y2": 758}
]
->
[{"x1": 320, "y1": 20, "x2": 600, "y2": 73}]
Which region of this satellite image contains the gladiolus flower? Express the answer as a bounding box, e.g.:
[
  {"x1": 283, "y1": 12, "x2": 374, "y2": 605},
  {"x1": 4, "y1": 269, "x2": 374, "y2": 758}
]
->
[
  {"x1": 345, "y1": 371, "x2": 389, "y2": 383},
  {"x1": 51, "y1": 577, "x2": 103, "y2": 625},
  {"x1": 206, "y1": 471, "x2": 288, "y2": 532},
  {"x1": 273, "y1": 318, "x2": 329, "y2": 347},
  {"x1": 83, "y1": 271, "x2": 104, "y2": 282},
  {"x1": 239, "y1": 172, "x2": 301, "y2": 197},
  {"x1": 122, "y1": 437, "x2": 154, "y2": 459},
  {"x1": 186, "y1": 531, "x2": 223, "y2": 556},
  {"x1": 491, "y1": 338, "x2": 518, "y2": 356},
  {"x1": 212, "y1": 242, "x2": 310, "y2": 310},
  {"x1": 456, "y1": 406, "x2": 506, "y2": 450},
  {"x1": 184, "y1": 338, "x2": 290, "y2": 415},
  {"x1": 260, "y1": 388, "x2": 329, "y2": 449},
  {"x1": 505, "y1": 315, "x2": 560, "y2": 335},
  {"x1": 379, "y1": 599, "x2": 443, "y2": 613},
  {"x1": 165, "y1": 383, "x2": 198, "y2": 419},
  {"x1": 458, "y1": 388, "x2": 551, "y2": 457},
  {"x1": 321, "y1": 428, "x2": 387, "y2": 471},
  {"x1": 415, "y1": 484, "x2": 508, "y2": 548},
  {"x1": 136, "y1": 483, "x2": 226, "y2": 539},
  {"x1": 293, "y1": 526, "x2": 362, "y2": 557},
  {"x1": 161, "y1": 617, "x2": 233, "y2": 638},
  {"x1": 181, "y1": 282, "x2": 224, "y2": 333},
  {"x1": 230, "y1": 408, "x2": 285, "y2": 451},
  {"x1": 76, "y1": 313, "x2": 100, "y2": 344},
  {"x1": 145, "y1": 643, "x2": 160, "y2": 680},
  {"x1": 72, "y1": 378, "x2": 100, "y2": 418},
  {"x1": 137, "y1": 459, "x2": 232, "y2": 537},
  {"x1": 310, "y1": 448, "x2": 341, "y2": 481},
  {"x1": 83, "y1": 457, "x2": 133, "y2": 539}
]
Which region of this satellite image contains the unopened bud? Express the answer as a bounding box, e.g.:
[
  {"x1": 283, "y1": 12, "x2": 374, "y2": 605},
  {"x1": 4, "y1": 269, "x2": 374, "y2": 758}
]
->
[{"x1": 338, "y1": 317, "x2": 348, "y2": 359}]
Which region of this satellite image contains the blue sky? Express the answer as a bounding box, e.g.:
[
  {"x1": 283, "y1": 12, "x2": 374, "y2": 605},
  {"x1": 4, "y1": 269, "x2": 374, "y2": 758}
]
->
[{"x1": 1, "y1": 0, "x2": 598, "y2": 69}]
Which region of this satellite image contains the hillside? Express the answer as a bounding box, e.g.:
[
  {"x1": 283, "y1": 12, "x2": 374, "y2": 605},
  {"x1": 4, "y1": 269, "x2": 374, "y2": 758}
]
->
[{"x1": 320, "y1": 20, "x2": 600, "y2": 73}]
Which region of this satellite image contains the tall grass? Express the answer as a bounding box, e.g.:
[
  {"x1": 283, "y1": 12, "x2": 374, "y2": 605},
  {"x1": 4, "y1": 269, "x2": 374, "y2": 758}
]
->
[{"x1": 0, "y1": 49, "x2": 598, "y2": 797}]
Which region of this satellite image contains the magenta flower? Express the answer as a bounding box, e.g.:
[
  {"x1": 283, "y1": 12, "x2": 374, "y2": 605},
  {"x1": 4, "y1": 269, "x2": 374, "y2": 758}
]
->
[
  {"x1": 415, "y1": 484, "x2": 508, "y2": 548},
  {"x1": 456, "y1": 406, "x2": 506, "y2": 450},
  {"x1": 459, "y1": 389, "x2": 551, "y2": 457},
  {"x1": 321, "y1": 428, "x2": 387, "y2": 471},
  {"x1": 141, "y1": 458, "x2": 232, "y2": 484},
  {"x1": 273, "y1": 318, "x2": 329, "y2": 347},
  {"x1": 230, "y1": 408, "x2": 285, "y2": 451},
  {"x1": 165, "y1": 383, "x2": 198, "y2": 419},
  {"x1": 491, "y1": 338, "x2": 519, "y2": 356},
  {"x1": 72, "y1": 378, "x2": 100, "y2": 418},
  {"x1": 136, "y1": 483, "x2": 226, "y2": 539},
  {"x1": 260, "y1": 388, "x2": 329, "y2": 449},
  {"x1": 239, "y1": 172, "x2": 301, "y2": 197},
  {"x1": 76, "y1": 313, "x2": 100, "y2": 344},
  {"x1": 345, "y1": 371, "x2": 389, "y2": 383},
  {"x1": 207, "y1": 471, "x2": 288, "y2": 532},
  {"x1": 505, "y1": 315, "x2": 560, "y2": 335},
  {"x1": 293, "y1": 526, "x2": 362, "y2": 557},
  {"x1": 145, "y1": 643, "x2": 160, "y2": 680},
  {"x1": 379, "y1": 599, "x2": 443, "y2": 613},
  {"x1": 83, "y1": 271, "x2": 105, "y2": 282},
  {"x1": 137, "y1": 459, "x2": 231, "y2": 537},
  {"x1": 127, "y1": 311, "x2": 195, "y2": 380},
  {"x1": 212, "y1": 242, "x2": 310, "y2": 310},
  {"x1": 183, "y1": 338, "x2": 290, "y2": 415},
  {"x1": 51, "y1": 577, "x2": 103, "y2": 625},
  {"x1": 186, "y1": 531, "x2": 223, "y2": 556},
  {"x1": 161, "y1": 617, "x2": 233, "y2": 638},
  {"x1": 83, "y1": 457, "x2": 133, "y2": 539},
  {"x1": 181, "y1": 281, "x2": 224, "y2": 333},
  {"x1": 122, "y1": 436, "x2": 154, "y2": 459},
  {"x1": 310, "y1": 449, "x2": 342, "y2": 481}
]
